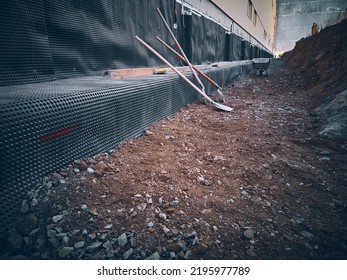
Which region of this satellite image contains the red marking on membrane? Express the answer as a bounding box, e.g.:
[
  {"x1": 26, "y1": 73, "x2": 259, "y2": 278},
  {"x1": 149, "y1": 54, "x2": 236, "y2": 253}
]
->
[{"x1": 40, "y1": 124, "x2": 80, "y2": 143}]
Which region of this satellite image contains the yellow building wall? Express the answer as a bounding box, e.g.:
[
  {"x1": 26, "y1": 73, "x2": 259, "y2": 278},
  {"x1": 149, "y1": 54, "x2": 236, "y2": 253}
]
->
[{"x1": 211, "y1": 0, "x2": 276, "y2": 52}]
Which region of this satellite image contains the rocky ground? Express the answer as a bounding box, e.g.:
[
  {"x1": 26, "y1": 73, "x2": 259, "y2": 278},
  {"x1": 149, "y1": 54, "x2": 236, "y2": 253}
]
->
[{"x1": 1, "y1": 59, "x2": 347, "y2": 260}]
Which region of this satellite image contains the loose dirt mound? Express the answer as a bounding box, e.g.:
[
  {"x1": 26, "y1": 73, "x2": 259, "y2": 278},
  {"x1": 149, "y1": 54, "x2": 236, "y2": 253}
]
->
[
  {"x1": 283, "y1": 18, "x2": 347, "y2": 94},
  {"x1": 284, "y1": 19, "x2": 347, "y2": 141}
]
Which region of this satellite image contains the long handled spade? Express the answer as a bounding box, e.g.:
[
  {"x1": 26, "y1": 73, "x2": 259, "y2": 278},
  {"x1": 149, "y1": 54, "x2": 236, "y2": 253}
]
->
[
  {"x1": 135, "y1": 36, "x2": 232, "y2": 112},
  {"x1": 156, "y1": 36, "x2": 225, "y2": 102},
  {"x1": 155, "y1": 8, "x2": 207, "y2": 96}
]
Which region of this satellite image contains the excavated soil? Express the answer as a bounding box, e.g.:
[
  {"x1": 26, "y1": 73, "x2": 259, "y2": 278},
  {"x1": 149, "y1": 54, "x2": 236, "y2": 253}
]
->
[{"x1": 2, "y1": 60, "x2": 347, "y2": 260}]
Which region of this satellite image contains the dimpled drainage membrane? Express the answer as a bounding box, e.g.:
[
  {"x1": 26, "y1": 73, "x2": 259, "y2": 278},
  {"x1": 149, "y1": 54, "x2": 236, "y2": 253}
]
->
[{"x1": 0, "y1": 62, "x2": 251, "y2": 237}]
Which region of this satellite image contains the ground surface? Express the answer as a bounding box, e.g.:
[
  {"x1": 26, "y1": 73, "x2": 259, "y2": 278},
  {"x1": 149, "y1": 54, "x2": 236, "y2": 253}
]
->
[{"x1": 2, "y1": 60, "x2": 347, "y2": 260}]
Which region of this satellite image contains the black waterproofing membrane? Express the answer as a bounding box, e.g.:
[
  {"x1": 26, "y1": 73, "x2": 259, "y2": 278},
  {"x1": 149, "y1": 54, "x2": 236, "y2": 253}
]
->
[{"x1": 0, "y1": 0, "x2": 272, "y2": 236}]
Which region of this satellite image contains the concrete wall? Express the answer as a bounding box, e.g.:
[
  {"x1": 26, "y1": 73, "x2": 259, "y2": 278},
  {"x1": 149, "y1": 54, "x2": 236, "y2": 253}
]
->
[
  {"x1": 176, "y1": 0, "x2": 276, "y2": 53},
  {"x1": 276, "y1": 0, "x2": 347, "y2": 52}
]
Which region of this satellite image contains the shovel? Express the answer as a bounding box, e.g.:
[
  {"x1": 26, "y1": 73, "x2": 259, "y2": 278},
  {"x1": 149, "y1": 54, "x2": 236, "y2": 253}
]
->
[
  {"x1": 135, "y1": 36, "x2": 232, "y2": 112},
  {"x1": 156, "y1": 36, "x2": 225, "y2": 102},
  {"x1": 156, "y1": 8, "x2": 206, "y2": 95}
]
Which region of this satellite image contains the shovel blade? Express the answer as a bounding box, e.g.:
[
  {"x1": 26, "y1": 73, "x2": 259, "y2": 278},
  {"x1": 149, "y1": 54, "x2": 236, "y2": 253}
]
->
[{"x1": 212, "y1": 101, "x2": 233, "y2": 112}]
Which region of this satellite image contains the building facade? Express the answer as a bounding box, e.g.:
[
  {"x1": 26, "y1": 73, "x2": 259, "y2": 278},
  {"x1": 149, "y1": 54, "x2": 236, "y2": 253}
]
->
[{"x1": 178, "y1": 0, "x2": 277, "y2": 53}]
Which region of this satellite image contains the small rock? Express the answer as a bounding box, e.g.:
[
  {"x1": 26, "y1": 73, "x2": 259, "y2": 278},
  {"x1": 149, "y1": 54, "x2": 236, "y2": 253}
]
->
[
  {"x1": 106, "y1": 250, "x2": 115, "y2": 258},
  {"x1": 62, "y1": 236, "x2": 70, "y2": 246},
  {"x1": 79, "y1": 161, "x2": 88, "y2": 171},
  {"x1": 104, "y1": 224, "x2": 113, "y2": 229},
  {"x1": 159, "y1": 213, "x2": 167, "y2": 220},
  {"x1": 177, "y1": 240, "x2": 187, "y2": 251},
  {"x1": 241, "y1": 190, "x2": 249, "y2": 196},
  {"x1": 184, "y1": 230, "x2": 197, "y2": 239},
  {"x1": 94, "y1": 163, "x2": 107, "y2": 171},
  {"x1": 123, "y1": 248, "x2": 134, "y2": 260},
  {"x1": 202, "y1": 208, "x2": 213, "y2": 214},
  {"x1": 87, "y1": 241, "x2": 102, "y2": 253},
  {"x1": 145, "y1": 129, "x2": 155, "y2": 136},
  {"x1": 81, "y1": 204, "x2": 88, "y2": 211},
  {"x1": 53, "y1": 173, "x2": 62, "y2": 180},
  {"x1": 34, "y1": 238, "x2": 46, "y2": 252},
  {"x1": 48, "y1": 237, "x2": 61, "y2": 249},
  {"x1": 88, "y1": 233, "x2": 96, "y2": 240},
  {"x1": 47, "y1": 230, "x2": 57, "y2": 238},
  {"x1": 137, "y1": 203, "x2": 147, "y2": 211},
  {"x1": 197, "y1": 176, "x2": 205, "y2": 184},
  {"x1": 20, "y1": 200, "x2": 29, "y2": 213},
  {"x1": 30, "y1": 198, "x2": 38, "y2": 207},
  {"x1": 169, "y1": 228, "x2": 179, "y2": 237},
  {"x1": 58, "y1": 247, "x2": 74, "y2": 258},
  {"x1": 148, "y1": 222, "x2": 154, "y2": 227},
  {"x1": 194, "y1": 243, "x2": 208, "y2": 254},
  {"x1": 166, "y1": 243, "x2": 181, "y2": 253},
  {"x1": 52, "y1": 215, "x2": 64, "y2": 223},
  {"x1": 184, "y1": 250, "x2": 192, "y2": 259},
  {"x1": 55, "y1": 233, "x2": 67, "y2": 239},
  {"x1": 130, "y1": 237, "x2": 137, "y2": 247},
  {"x1": 146, "y1": 252, "x2": 160, "y2": 260},
  {"x1": 319, "y1": 157, "x2": 331, "y2": 162},
  {"x1": 103, "y1": 240, "x2": 113, "y2": 250},
  {"x1": 162, "y1": 227, "x2": 170, "y2": 235},
  {"x1": 243, "y1": 229, "x2": 255, "y2": 239},
  {"x1": 165, "y1": 207, "x2": 175, "y2": 213},
  {"x1": 29, "y1": 228, "x2": 40, "y2": 236},
  {"x1": 130, "y1": 211, "x2": 138, "y2": 218},
  {"x1": 117, "y1": 233, "x2": 128, "y2": 247},
  {"x1": 293, "y1": 217, "x2": 305, "y2": 224},
  {"x1": 74, "y1": 241, "x2": 85, "y2": 249},
  {"x1": 177, "y1": 251, "x2": 185, "y2": 259},
  {"x1": 87, "y1": 167, "x2": 95, "y2": 174},
  {"x1": 169, "y1": 199, "x2": 180, "y2": 206}
]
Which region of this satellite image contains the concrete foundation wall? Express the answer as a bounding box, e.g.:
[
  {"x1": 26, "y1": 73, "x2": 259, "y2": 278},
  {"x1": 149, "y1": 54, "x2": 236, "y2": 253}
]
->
[{"x1": 276, "y1": 0, "x2": 347, "y2": 51}]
